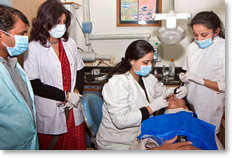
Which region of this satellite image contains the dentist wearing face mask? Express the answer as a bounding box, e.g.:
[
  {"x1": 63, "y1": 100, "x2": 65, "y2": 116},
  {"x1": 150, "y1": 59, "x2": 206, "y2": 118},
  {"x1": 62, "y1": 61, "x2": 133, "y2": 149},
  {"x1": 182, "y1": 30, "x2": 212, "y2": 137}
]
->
[
  {"x1": 96, "y1": 40, "x2": 188, "y2": 150},
  {"x1": 179, "y1": 11, "x2": 225, "y2": 134},
  {"x1": 23, "y1": 1, "x2": 85, "y2": 150},
  {"x1": 0, "y1": 5, "x2": 38, "y2": 149}
]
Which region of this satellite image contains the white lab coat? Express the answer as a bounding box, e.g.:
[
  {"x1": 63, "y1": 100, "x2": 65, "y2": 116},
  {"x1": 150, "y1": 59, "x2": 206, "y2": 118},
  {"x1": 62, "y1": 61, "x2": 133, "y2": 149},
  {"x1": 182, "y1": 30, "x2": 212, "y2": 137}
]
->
[
  {"x1": 182, "y1": 36, "x2": 225, "y2": 133},
  {"x1": 23, "y1": 38, "x2": 85, "y2": 135},
  {"x1": 96, "y1": 72, "x2": 174, "y2": 150}
]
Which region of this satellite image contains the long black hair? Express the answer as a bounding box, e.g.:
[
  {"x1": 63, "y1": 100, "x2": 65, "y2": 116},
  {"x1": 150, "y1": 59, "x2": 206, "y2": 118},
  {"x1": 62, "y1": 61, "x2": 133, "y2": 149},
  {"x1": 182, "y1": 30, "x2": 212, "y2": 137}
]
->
[
  {"x1": 101, "y1": 40, "x2": 154, "y2": 86},
  {"x1": 189, "y1": 11, "x2": 225, "y2": 40},
  {"x1": 30, "y1": 0, "x2": 71, "y2": 47}
]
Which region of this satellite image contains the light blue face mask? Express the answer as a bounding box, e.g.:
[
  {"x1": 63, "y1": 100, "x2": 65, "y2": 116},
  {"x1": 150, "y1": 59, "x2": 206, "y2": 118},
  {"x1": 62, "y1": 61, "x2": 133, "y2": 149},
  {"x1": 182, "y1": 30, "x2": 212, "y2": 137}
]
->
[
  {"x1": 133, "y1": 63, "x2": 152, "y2": 76},
  {"x1": 195, "y1": 37, "x2": 214, "y2": 49},
  {"x1": 0, "y1": 30, "x2": 28, "y2": 56}
]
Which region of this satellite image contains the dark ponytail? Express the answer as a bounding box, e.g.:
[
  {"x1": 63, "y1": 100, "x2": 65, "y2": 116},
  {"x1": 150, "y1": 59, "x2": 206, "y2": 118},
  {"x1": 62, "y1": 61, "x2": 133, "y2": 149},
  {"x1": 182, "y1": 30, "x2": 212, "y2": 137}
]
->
[{"x1": 101, "y1": 40, "x2": 154, "y2": 87}]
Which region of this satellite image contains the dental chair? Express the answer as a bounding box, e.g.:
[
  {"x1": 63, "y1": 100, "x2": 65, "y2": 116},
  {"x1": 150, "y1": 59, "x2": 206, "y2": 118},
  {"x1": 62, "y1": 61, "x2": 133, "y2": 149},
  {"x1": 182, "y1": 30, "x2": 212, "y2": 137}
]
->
[{"x1": 81, "y1": 93, "x2": 103, "y2": 149}]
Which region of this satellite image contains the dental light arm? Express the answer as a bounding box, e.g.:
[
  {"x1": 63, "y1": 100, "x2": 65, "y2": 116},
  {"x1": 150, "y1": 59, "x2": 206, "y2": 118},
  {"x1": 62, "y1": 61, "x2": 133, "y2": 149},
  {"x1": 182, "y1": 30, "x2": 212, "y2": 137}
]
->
[
  {"x1": 153, "y1": 0, "x2": 192, "y2": 45},
  {"x1": 81, "y1": 0, "x2": 151, "y2": 62}
]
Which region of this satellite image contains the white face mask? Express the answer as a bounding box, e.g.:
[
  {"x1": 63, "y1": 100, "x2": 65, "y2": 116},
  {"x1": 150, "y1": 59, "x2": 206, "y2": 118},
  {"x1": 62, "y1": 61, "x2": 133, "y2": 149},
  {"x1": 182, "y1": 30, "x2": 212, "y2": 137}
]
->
[{"x1": 48, "y1": 24, "x2": 66, "y2": 39}]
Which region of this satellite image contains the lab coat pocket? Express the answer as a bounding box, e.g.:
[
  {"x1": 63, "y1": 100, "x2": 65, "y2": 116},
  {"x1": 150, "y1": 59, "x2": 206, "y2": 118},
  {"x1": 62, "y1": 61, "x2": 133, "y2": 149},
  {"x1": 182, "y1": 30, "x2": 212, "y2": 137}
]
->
[{"x1": 34, "y1": 96, "x2": 56, "y2": 117}]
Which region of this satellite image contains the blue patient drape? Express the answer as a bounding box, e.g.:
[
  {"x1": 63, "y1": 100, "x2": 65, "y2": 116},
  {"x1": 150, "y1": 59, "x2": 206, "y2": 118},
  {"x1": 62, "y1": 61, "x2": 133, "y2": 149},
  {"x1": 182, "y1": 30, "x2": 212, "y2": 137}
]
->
[{"x1": 138, "y1": 111, "x2": 217, "y2": 150}]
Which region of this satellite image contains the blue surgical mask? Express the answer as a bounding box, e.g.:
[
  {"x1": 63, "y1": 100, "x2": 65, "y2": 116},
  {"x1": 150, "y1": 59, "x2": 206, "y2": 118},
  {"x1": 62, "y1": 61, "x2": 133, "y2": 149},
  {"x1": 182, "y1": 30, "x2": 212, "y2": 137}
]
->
[
  {"x1": 195, "y1": 37, "x2": 214, "y2": 49},
  {"x1": 49, "y1": 24, "x2": 66, "y2": 39},
  {"x1": 133, "y1": 63, "x2": 152, "y2": 76},
  {"x1": 0, "y1": 30, "x2": 28, "y2": 56}
]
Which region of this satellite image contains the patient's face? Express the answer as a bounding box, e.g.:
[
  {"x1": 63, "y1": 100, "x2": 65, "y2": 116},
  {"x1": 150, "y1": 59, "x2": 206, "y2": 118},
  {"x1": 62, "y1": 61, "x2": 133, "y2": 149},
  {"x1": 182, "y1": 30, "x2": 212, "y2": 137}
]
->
[{"x1": 166, "y1": 94, "x2": 187, "y2": 109}]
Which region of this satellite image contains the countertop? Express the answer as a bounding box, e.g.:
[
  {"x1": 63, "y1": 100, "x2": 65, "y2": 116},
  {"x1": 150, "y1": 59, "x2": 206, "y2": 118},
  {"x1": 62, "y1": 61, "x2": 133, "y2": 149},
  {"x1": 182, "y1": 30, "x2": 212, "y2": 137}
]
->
[
  {"x1": 84, "y1": 66, "x2": 182, "y2": 86},
  {"x1": 84, "y1": 74, "x2": 181, "y2": 86}
]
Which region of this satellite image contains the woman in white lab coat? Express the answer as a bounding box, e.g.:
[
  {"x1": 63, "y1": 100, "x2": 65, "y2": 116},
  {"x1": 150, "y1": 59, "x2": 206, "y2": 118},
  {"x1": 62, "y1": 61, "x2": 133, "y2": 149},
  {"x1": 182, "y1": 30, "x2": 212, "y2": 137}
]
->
[
  {"x1": 96, "y1": 40, "x2": 188, "y2": 150},
  {"x1": 23, "y1": 1, "x2": 85, "y2": 150},
  {"x1": 179, "y1": 11, "x2": 225, "y2": 133}
]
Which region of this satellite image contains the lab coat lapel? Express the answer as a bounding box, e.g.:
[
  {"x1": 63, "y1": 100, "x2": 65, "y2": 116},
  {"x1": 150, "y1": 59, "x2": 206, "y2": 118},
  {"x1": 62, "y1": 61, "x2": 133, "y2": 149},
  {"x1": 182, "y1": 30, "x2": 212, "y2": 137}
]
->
[
  {"x1": 0, "y1": 63, "x2": 35, "y2": 122},
  {"x1": 127, "y1": 72, "x2": 150, "y2": 105},
  {"x1": 47, "y1": 40, "x2": 61, "y2": 60},
  {"x1": 142, "y1": 76, "x2": 152, "y2": 103},
  {"x1": 17, "y1": 63, "x2": 37, "y2": 122},
  {"x1": 0, "y1": 63, "x2": 22, "y2": 99},
  {"x1": 16, "y1": 63, "x2": 35, "y2": 102}
]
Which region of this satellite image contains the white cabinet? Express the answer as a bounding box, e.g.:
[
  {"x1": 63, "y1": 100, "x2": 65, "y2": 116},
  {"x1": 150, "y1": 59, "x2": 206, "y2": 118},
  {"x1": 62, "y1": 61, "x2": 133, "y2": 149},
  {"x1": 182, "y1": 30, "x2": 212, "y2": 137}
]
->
[{"x1": 63, "y1": 2, "x2": 81, "y2": 45}]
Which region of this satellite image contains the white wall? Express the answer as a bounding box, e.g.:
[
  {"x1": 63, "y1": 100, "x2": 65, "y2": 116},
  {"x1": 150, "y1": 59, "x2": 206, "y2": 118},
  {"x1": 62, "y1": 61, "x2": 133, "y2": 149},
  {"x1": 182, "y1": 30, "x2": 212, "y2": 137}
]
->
[
  {"x1": 61, "y1": 0, "x2": 225, "y2": 67},
  {"x1": 0, "y1": 0, "x2": 12, "y2": 6}
]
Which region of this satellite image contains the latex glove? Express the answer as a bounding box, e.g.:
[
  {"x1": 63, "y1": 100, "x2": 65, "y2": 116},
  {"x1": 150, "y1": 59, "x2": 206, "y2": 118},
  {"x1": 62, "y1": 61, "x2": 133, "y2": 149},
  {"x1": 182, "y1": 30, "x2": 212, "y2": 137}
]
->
[
  {"x1": 175, "y1": 86, "x2": 188, "y2": 99},
  {"x1": 64, "y1": 102, "x2": 75, "y2": 110},
  {"x1": 179, "y1": 72, "x2": 189, "y2": 83},
  {"x1": 64, "y1": 92, "x2": 82, "y2": 110},
  {"x1": 149, "y1": 97, "x2": 168, "y2": 112},
  {"x1": 179, "y1": 72, "x2": 204, "y2": 85},
  {"x1": 186, "y1": 73, "x2": 204, "y2": 85}
]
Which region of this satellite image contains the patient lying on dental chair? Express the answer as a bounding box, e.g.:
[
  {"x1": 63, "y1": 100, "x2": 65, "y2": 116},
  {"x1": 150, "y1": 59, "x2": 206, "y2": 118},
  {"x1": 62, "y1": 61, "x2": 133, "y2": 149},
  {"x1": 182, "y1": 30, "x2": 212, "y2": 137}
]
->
[{"x1": 130, "y1": 94, "x2": 224, "y2": 150}]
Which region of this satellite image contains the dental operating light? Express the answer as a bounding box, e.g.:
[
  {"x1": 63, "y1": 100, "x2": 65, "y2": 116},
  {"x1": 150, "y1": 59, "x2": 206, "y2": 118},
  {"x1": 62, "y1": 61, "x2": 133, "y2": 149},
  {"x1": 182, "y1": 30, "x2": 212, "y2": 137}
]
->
[{"x1": 153, "y1": 0, "x2": 192, "y2": 45}]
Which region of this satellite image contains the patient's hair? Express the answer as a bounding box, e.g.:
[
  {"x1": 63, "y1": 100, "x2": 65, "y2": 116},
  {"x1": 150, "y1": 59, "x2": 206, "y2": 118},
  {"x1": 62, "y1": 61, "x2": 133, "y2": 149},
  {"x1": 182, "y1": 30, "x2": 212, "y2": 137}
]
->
[{"x1": 158, "y1": 96, "x2": 196, "y2": 116}]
